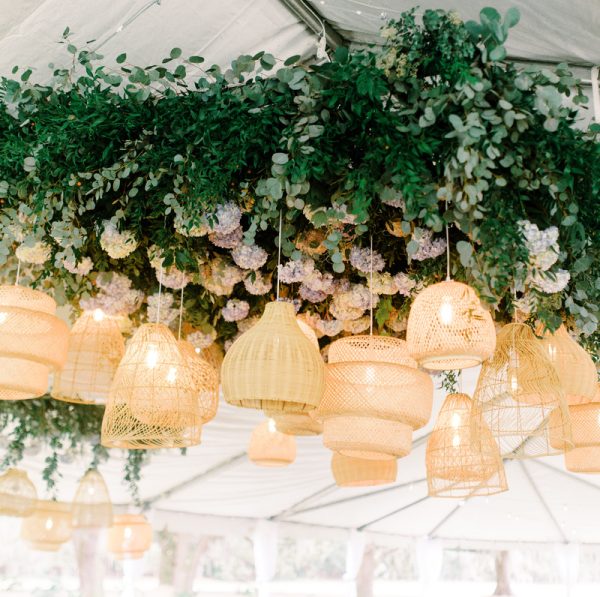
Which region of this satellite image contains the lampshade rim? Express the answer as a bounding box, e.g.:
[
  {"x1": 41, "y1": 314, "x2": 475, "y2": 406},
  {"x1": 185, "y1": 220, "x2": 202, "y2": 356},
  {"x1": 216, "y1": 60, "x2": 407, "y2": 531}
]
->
[{"x1": 418, "y1": 354, "x2": 484, "y2": 369}]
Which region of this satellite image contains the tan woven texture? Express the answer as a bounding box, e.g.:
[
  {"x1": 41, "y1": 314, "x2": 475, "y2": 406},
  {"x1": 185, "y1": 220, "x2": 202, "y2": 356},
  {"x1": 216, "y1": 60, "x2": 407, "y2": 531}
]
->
[
  {"x1": 222, "y1": 301, "x2": 325, "y2": 412},
  {"x1": 52, "y1": 310, "x2": 125, "y2": 405},
  {"x1": 0, "y1": 358, "x2": 49, "y2": 401},
  {"x1": 407, "y1": 280, "x2": 496, "y2": 371},
  {"x1": 331, "y1": 452, "x2": 397, "y2": 487},
  {"x1": 21, "y1": 500, "x2": 72, "y2": 551},
  {"x1": 200, "y1": 343, "x2": 224, "y2": 373},
  {"x1": 565, "y1": 446, "x2": 600, "y2": 473},
  {"x1": 265, "y1": 411, "x2": 323, "y2": 436},
  {"x1": 0, "y1": 468, "x2": 37, "y2": 517},
  {"x1": 72, "y1": 469, "x2": 113, "y2": 528},
  {"x1": 248, "y1": 419, "x2": 296, "y2": 467},
  {"x1": 107, "y1": 514, "x2": 152, "y2": 560},
  {"x1": 426, "y1": 393, "x2": 507, "y2": 498},
  {"x1": 471, "y1": 323, "x2": 572, "y2": 459},
  {"x1": 318, "y1": 335, "x2": 433, "y2": 459}
]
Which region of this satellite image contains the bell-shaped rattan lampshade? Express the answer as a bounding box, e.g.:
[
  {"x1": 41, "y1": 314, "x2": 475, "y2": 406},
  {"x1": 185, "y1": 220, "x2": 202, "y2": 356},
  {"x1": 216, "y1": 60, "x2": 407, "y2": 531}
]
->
[
  {"x1": 426, "y1": 393, "x2": 507, "y2": 498},
  {"x1": 318, "y1": 335, "x2": 433, "y2": 460},
  {"x1": 200, "y1": 342, "x2": 224, "y2": 374},
  {"x1": 248, "y1": 419, "x2": 296, "y2": 466},
  {"x1": 406, "y1": 280, "x2": 496, "y2": 370},
  {"x1": 0, "y1": 285, "x2": 69, "y2": 400},
  {"x1": 52, "y1": 310, "x2": 125, "y2": 405},
  {"x1": 72, "y1": 469, "x2": 113, "y2": 528},
  {"x1": 471, "y1": 323, "x2": 572, "y2": 459},
  {"x1": 21, "y1": 500, "x2": 72, "y2": 551},
  {"x1": 222, "y1": 301, "x2": 325, "y2": 412},
  {"x1": 265, "y1": 410, "x2": 323, "y2": 436},
  {"x1": 331, "y1": 453, "x2": 397, "y2": 487},
  {"x1": 107, "y1": 514, "x2": 152, "y2": 560},
  {"x1": 0, "y1": 468, "x2": 37, "y2": 517}
]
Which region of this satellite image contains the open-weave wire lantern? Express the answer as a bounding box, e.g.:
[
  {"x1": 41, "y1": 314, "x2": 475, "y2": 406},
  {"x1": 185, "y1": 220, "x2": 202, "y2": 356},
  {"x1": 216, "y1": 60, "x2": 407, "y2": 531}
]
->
[
  {"x1": 221, "y1": 301, "x2": 325, "y2": 412},
  {"x1": 426, "y1": 393, "x2": 507, "y2": 498},
  {"x1": 331, "y1": 452, "x2": 397, "y2": 487},
  {"x1": 0, "y1": 285, "x2": 69, "y2": 400},
  {"x1": 407, "y1": 280, "x2": 496, "y2": 371},
  {"x1": 107, "y1": 514, "x2": 152, "y2": 560},
  {"x1": 248, "y1": 419, "x2": 296, "y2": 467},
  {"x1": 21, "y1": 500, "x2": 72, "y2": 551},
  {"x1": 200, "y1": 342, "x2": 224, "y2": 374},
  {"x1": 318, "y1": 335, "x2": 433, "y2": 460},
  {"x1": 265, "y1": 410, "x2": 323, "y2": 436},
  {"x1": 471, "y1": 323, "x2": 572, "y2": 459},
  {"x1": 0, "y1": 468, "x2": 37, "y2": 517},
  {"x1": 72, "y1": 469, "x2": 113, "y2": 528},
  {"x1": 52, "y1": 310, "x2": 125, "y2": 405}
]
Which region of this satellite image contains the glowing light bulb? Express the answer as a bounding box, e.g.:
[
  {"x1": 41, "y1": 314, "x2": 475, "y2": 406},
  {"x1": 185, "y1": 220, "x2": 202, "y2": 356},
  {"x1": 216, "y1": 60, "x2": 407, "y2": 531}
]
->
[
  {"x1": 364, "y1": 366, "x2": 376, "y2": 385},
  {"x1": 268, "y1": 418, "x2": 277, "y2": 433},
  {"x1": 438, "y1": 298, "x2": 454, "y2": 325},
  {"x1": 450, "y1": 412, "x2": 461, "y2": 429},
  {"x1": 145, "y1": 344, "x2": 159, "y2": 369},
  {"x1": 510, "y1": 374, "x2": 519, "y2": 393},
  {"x1": 92, "y1": 308, "x2": 105, "y2": 322},
  {"x1": 166, "y1": 366, "x2": 177, "y2": 384},
  {"x1": 194, "y1": 347, "x2": 200, "y2": 354},
  {"x1": 0, "y1": 312, "x2": 7, "y2": 325},
  {"x1": 45, "y1": 517, "x2": 54, "y2": 531},
  {"x1": 547, "y1": 344, "x2": 557, "y2": 362},
  {"x1": 123, "y1": 526, "x2": 132, "y2": 540},
  {"x1": 452, "y1": 434, "x2": 461, "y2": 448}
]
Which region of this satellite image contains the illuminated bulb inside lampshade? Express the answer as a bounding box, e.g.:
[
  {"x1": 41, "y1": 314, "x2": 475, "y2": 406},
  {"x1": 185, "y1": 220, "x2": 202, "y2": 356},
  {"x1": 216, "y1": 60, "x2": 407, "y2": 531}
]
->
[
  {"x1": 123, "y1": 526, "x2": 132, "y2": 540},
  {"x1": 166, "y1": 366, "x2": 177, "y2": 384},
  {"x1": 145, "y1": 344, "x2": 159, "y2": 369},
  {"x1": 45, "y1": 517, "x2": 54, "y2": 531},
  {"x1": 450, "y1": 412, "x2": 461, "y2": 428},
  {"x1": 194, "y1": 347, "x2": 200, "y2": 354},
  {"x1": 510, "y1": 374, "x2": 519, "y2": 393},
  {"x1": 547, "y1": 344, "x2": 557, "y2": 362},
  {"x1": 87, "y1": 486, "x2": 96, "y2": 496},
  {"x1": 92, "y1": 308, "x2": 105, "y2": 322},
  {"x1": 438, "y1": 298, "x2": 454, "y2": 325},
  {"x1": 267, "y1": 418, "x2": 277, "y2": 433},
  {"x1": 364, "y1": 366, "x2": 377, "y2": 385},
  {"x1": 0, "y1": 312, "x2": 7, "y2": 325},
  {"x1": 452, "y1": 434, "x2": 461, "y2": 448}
]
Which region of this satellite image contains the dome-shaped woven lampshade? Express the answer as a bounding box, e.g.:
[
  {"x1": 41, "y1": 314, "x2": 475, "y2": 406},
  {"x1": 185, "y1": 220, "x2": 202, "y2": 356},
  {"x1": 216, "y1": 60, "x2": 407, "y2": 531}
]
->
[
  {"x1": 107, "y1": 514, "x2": 152, "y2": 560},
  {"x1": 0, "y1": 468, "x2": 37, "y2": 517},
  {"x1": 471, "y1": 323, "x2": 572, "y2": 459},
  {"x1": 265, "y1": 410, "x2": 323, "y2": 436},
  {"x1": 222, "y1": 301, "x2": 324, "y2": 412},
  {"x1": 52, "y1": 310, "x2": 125, "y2": 405},
  {"x1": 407, "y1": 280, "x2": 496, "y2": 370},
  {"x1": 21, "y1": 500, "x2": 72, "y2": 551},
  {"x1": 331, "y1": 453, "x2": 397, "y2": 487},
  {"x1": 0, "y1": 285, "x2": 69, "y2": 400},
  {"x1": 318, "y1": 335, "x2": 433, "y2": 460},
  {"x1": 426, "y1": 393, "x2": 507, "y2": 498},
  {"x1": 200, "y1": 342, "x2": 224, "y2": 373},
  {"x1": 72, "y1": 469, "x2": 113, "y2": 528},
  {"x1": 539, "y1": 325, "x2": 597, "y2": 405},
  {"x1": 248, "y1": 419, "x2": 296, "y2": 466}
]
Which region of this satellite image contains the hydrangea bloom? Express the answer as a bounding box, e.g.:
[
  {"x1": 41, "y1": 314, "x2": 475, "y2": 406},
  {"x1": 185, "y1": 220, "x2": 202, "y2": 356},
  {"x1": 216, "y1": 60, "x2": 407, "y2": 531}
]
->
[
  {"x1": 349, "y1": 246, "x2": 385, "y2": 273},
  {"x1": 147, "y1": 292, "x2": 179, "y2": 327},
  {"x1": 80, "y1": 273, "x2": 144, "y2": 316},
  {"x1": 207, "y1": 202, "x2": 242, "y2": 235},
  {"x1": 302, "y1": 270, "x2": 335, "y2": 294},
  {"x1": 222, "y1": 299, "x2": 250, "y2": 322},
  {"x1": 174, "y1": 212, "x2": 209, "y2": 237},
  {"x1": 370, "y1": 272, "x2": 397, "y2": 295},
  {"x1": 63, "y1": 256, "x2": 93, "y2": 276},
  {"x1": 343, "y1": 316, "x2": 371, "y2": 334},
  {"x1": 529, "y1": 269, "x2": 570, "y2": 294},
  {"x1": 278, "y1": 257, "x2": 315, "y2": 284},
  {"x1": 299, "y1": 284, "x2": 327, "y2": 303},
  {"x1": 316, "y1": 318, "x2": 344, "y2": 337},
  {"x1": 201, "y1": 257, "x2": 244, "y2": 296},
  {"x1": 187, "y1": 328, "x2": 217, "y2": 350},
  {"x1": 518, "y1": 220, "x2": 559, "y2": 271},
  {"x1": 232, "y1": 243, "x2": 268, "y2": 270},
  {"x1": 244, "y1": 271, "x2": 272, "y2": 295},
  {"x1": 148, "y1": 246, "x2": 191, "y2": 290},
  {"x1": 393, "y1": 272, "x2": 417, "y2": 296},
  {"x1": 329, "y1": 297, "x2": 364, "y2": 321},
  {"x1": 209, "y1": 225, "x2": 243, "y2": 249},
  {"x1": 99, "y1": 221, "x2": 137, "y2": 259},
  {"x1": 15, "y1": 241, "x2": 51, "y2": 265},
  {"x1": 410, "y1": 229, "x2": 446, "y2": 261}
]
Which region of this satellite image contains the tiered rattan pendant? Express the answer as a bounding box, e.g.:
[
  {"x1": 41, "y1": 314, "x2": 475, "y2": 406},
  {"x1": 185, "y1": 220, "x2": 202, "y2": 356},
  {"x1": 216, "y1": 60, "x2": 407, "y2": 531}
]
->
[
  {"x1": 426, "y1": 393, "x2": 507, "y2": 497},
  {"x1": 222, "y1": 301, "x2": 324, "y2": 412},
  {"x1": 107, "y1": 514, "x2": 152, "y2": 560},
  {"x1": 331, "y1": 453, "x2": 397, "y2": 487},
  {"x1": 21, "y1": 500, "x2": 72, "y2": 551},
  {"x1": 72, "y1": 469, "x2": 113, "y2": 528},
  {"x1": 248, "y1": 419, "x2": 296, "y2": 466},
  {"x1": 318, "y1": 335, "x2": 433, "y2": 460},
  {"x1": 0, "y1": 468, "x2": 37, "y2": 517},
  {"x1": 52, "y1": 310, "x2": 125, "y2": 405},
  {"x1": 0, "y1": 286, "x2": 69, "y2": 400},
  {"x1": 407, "y1": 280, "x2": 496, "y2": 370},
  {"x1": 471, "y1": 323, "x2": 572, "y2": 458},
  {"x1": 265, "y1": 410, "x2": 323, "y2": 436}
]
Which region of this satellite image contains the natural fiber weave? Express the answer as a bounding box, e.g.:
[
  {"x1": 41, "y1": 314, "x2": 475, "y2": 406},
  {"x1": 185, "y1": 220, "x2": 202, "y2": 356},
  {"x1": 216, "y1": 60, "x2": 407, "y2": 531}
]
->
[
  {"x1": 0, "y1": 358, "x2": 49, "y2": 401},
  {"x1": 265, "y1": 410, "x2": 323, "y2": 436},
  {"x1": 426, "y1": 393, "x2": 507, "y2": 498},
  {"x1": 21, "y1": 500, "x2": 72, "y2": 551},
  {"x1": 200, "y1": 343, "x2": 224, "y2": 374},
  {"x1": 107, "y1": 514, "x2": 152, "y2": 560},
  {"x1": 565, "y1": 446, "x2": 600, "y2": 473},
  {"x1": 248, "y1": 419, "x2": 296, "y2": 467},
  {"x1": 331, "y1": 452, "x2": 397, "y2": 487},
  {"x1": 222, "y1": 301, "x2": 324, "y2": 412},
  {"x1": 0, "y1": 468, "x2": 37, "y2": 517},
  {"x1": 318, "y1": 335, "x2": 433, "y2": 459},
  {"x1": 407, "y1": 280, "x2": 496, "y2": 370},
  {"x1": 296, "y1": 318, "x2": 320, "y2": 350},
  {"x1": 72, "y1": 469, "x2": 113, "y2": 528},
  {"x1": 52, "y1": 310, "x2": 125, "y2": 405},
  {"x1": 471, "y1": 323, "x2": 572, "y2": 459}
]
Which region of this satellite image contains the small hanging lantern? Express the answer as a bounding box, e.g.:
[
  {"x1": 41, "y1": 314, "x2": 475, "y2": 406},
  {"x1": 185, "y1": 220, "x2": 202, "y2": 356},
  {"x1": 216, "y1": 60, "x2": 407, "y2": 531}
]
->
[
  {"x1": 0, "y1": 468, "x2": 37, "y2": 517},
  {"x1": 265, "y1": 410, "x2": 323, "y2": 436},
  {"x1": 248, "y1": 419, "x2": 296, "y2": 467},
  {"x1": 331, "y1": 453, "x2": 397, "y2": 487},
  {"x1": 72, "y1": 469, "x2": 113, "y2": 528},
  {"x1": 107, "y1": 514, "x2": 152, "y2": 560},
  {"x1": 21, "y1": 500, "x2": 72, "y2": 551}
]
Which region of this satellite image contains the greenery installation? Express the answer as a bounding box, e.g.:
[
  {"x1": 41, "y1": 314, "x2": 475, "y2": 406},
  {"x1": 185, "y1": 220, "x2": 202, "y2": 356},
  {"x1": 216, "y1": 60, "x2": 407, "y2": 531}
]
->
[{"x1": 0, "y1": 7, "x2": 598, "y2": 494}]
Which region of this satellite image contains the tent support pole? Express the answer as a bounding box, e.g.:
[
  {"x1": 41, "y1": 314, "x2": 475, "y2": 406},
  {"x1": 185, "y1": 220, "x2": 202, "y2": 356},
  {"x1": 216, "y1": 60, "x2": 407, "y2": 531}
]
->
[
  {"x1": 270, "y1": 483, "x2": 338, "y2": 520},
  {"x1": 358, "y1": 495, "x2": 430, "y2": 531},
  {"x1": 278, "y1": 0, "x2": 344, "y2": 49}
]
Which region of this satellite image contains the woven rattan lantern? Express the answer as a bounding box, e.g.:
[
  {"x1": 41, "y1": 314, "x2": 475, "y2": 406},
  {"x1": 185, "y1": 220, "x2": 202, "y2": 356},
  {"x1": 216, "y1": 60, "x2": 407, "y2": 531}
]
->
[
  {"x1": 471, "y1": 323, "x2": 572, "y2": 459},
  {"x1": 0, "y1": 285, "x2": 69, "y2": 400},
  {"x1": 265, "y1": 410, "x2": 323, "y2": 436},
  {"x1": 222, "y1": 301, "x2": 324, "y2": 412},
  {"x1": 426, "y1": 393, "x2": 507, "y2": 497},
  {"x1": 200, "y1": 342, "x2": 224, "y2": 373},
  {"x1": 0, "y1": 468, "x2": 37, "y2": 517},
  {"x1": 331, "y1": 453, "x2": 397, "y2": 487},
  {"x1": 407, "y1": 280, "x2": 496, "y2": 370},
  {"x1": 107, "y1": 514, "x2": 152, "y2": 560},
  {"x1": 52, "y1": 309, "x2": 125, "y2": 405},
  {"x1": 248, "y1": 419, "x2": 296, "y2": 466},
  {"x1": 318, "y1": 335, "x2": 433, "y2": 460},
  {"x1": 21, "y1": 500, "x2": 72, "y2": 551},
  {"x1": 72, "y1": 469, "x2": 113, "y2": 528}
]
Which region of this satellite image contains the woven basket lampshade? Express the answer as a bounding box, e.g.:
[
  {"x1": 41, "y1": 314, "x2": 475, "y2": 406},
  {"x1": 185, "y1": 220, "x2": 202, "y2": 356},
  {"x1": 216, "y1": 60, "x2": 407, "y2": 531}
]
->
[
  {"x1": 21, "y1": 500, "x2": 72, "y2": 551},
  {"x1": 52, "y1": 309, "x2": 125, "y2": 405},
  {"x1": 471, "y1": 323, "x2": 572, "y2": 459},
  {"x1": 248, "y1": 419, "x2": 296, "y2": 466},
  {"x1": 426, "y1": 393, "x2": 507, "y2": 498},
  {"x1": 331, "y1": 453, "x2": 397, "y2": 487},
  {"x1": 0, "y1": 285, "x2": 69, "y2": 400},
  {"x1": 72, "y1": 469, "x2": 113, "y2": 528},
  {"x1": 318, "y1": 335, "x2": 433, "y2": 460},
  {"x1": 406, "y1": 280, "x2": 496, "y2": 371},
  {"x1": 222, "y1": 301, "x2": 325, "y2": 412},
  {"x1": 200, "y1": 342, "x2": 224, "y2": 374},
  {"x1": 107, "y1": 514, "x2": 152, "y2": 560},
  {"x1": 0, "y1": 468, "x2": 37, "y2": 517},
  {"x1": 265, "y1": 410, "x2": 323, "y2": 436}
]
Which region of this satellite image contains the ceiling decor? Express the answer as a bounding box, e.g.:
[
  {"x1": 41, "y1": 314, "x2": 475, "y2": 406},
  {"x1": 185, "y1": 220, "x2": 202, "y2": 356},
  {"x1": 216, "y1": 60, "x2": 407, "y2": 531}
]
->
[
  {"x1": 248, "y1": 419, "x2": 297, "y2": 467},
  {"x1": 266, "y1": 411, "x2": 323, "y2": 436},
  {"x1": 331, "y1": 452, "x2": 397, "y2": 487},
  {"x1": 20, "y1": 500, "x2": 73, "y2": 551},
  {"x1": 0, "y1": 468, "x2": 37, "y2": 517},
  {"x1": 71, "y1": 469, "x2": 113, "y2": 529},
  {"x1": 107, "y1": 514, "x2": 153, "y2": 560}
]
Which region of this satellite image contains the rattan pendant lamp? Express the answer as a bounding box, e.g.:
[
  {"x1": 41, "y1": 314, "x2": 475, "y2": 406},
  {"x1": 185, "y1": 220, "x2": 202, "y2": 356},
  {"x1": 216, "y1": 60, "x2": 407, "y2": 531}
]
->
[
  {"x1": 331, "y1": 452, "x2": 397, "y2": 487},
  {"x1": 248, "y1": 419, "x2": 297, "y2": 466},
  {"x1": 0, "y1": 468, "x2": 37, "y2": 517},
  {"x1": 107, "y1": 513, "x2": 153, "y2": 559},
  {"x1": 72, "y1": 469, "x2": 113, "y2": 528},
  {"x1": 21, "y1": 500, "x2": 73, "y2": 551}
]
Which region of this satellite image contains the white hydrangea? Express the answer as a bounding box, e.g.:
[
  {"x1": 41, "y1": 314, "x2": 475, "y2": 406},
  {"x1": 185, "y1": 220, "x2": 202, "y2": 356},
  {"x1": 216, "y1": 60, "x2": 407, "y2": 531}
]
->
[
  {"x1": 99, "y1": 221, "x2": 137, "y2": 259},
  {"x1": 222, "y1": 299, "x2": 250, "y2": 322},
  {"x1": 244, "y1": 271, "x2": 272, "y2": 296},
  {"x1": 80, "y1": 272, "x2": 144, "y2": 316},
  {"x1": 393, "y1": 272, "x2": 417, "y2": 296},
  {"x1": 232, "y1": 243, "x2": 268, "y2": 270},
  {"x1": 63, "y1": 256, "x2": 93, "y2": 276},
  {"x1": 339, "y1": 283, "x2": 379, "y2": 311},
  {"x1": 201, "y1": 257, "x2": 244, "y2": 296},
  {"x1": 370, "y1": 272, "x2": 397, "y2": 295},
  {"x1": 529, "y1": 269, "x2": 570, "y2": 294},
  {"x1": 187, "y1": 328, "x2": 217, "y2": 350},
  {"x1": 148, "y1": 246, "x2": 191, "y2": 290},
  {"x1": 209, "y1": 225, "x2": 243, "y2": 249},
  {"x1": 278, "y1": 257, "x2": 315, "y2": 284},
  {"x1": 209, "y1": 202, "x2": 242, "y2": 235},
  {"x1": 518, "y1": 220, "x2": 559, "y2": 272},
  {"x1": 410, "y1": 229, "x2": 447, "y2": 261},
  {"x1": 329, "y1": 297, "x2": 364, "y2": 321},
  {"x1": 343, "y1": 316, "x2": 371, "y2": 334},
  {"x1": 301, "y1": 270, "x2": 335, "y2": 294},
  {"x1": 349, "y1": 246, "x2": 385, "y2": 273},
  {"x1": 299, "y1": 284, "x2": 327, "y2": 303},
  {"x1": 316, "y1": 318, "x2": 344, "y2": 337},
  {"x1": 174, "y1": 212, "x2": 209, "y2": 237},
  {"x1": 147, "y1": 292, "x2": 179, "y2": 326},
  {"x1": 15, "y1": 241, "x2": 51, "y2": 265}
]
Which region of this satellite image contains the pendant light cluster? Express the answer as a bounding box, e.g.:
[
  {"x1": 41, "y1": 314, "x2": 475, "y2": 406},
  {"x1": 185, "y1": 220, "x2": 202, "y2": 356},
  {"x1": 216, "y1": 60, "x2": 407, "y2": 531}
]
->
[
  {"x1": 107, "y1": 514, "x2": 153, "y2": 560},
  {"x1": 0, "y1": 468, "x2": 37, "y2": 517},
  {"x1": 21, "y1": 500, "x2": 73, "y2": 551},
  {"x1": 248, "y1": 419, "x2": 297, "y2": 467}
]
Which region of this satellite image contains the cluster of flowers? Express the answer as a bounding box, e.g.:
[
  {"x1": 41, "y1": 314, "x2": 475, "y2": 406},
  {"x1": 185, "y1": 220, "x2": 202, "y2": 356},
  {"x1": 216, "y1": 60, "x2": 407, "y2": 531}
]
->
[
  {"x1": 147, "y1": 245, "x2": 191, "y2": 290},
  {"x1": 80, "y1": 272, "x2": 143, "y2": 316},
  {"x1": 99, "y1": 220, "x2": 138, "y2": 259}
]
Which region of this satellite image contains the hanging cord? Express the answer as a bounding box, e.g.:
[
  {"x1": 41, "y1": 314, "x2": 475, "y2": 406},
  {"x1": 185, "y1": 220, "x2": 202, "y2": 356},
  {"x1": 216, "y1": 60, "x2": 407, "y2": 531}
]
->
[
  {"x1": 177, "y1": 286, "x2": 184, "y2": 341},
  {"x1": 445, "y1": 224, "x2": 451, "y2": 281},
  {"x1": 276, "y1": 209, "x2": 283, "y2": 301},
  {"x1": 15, "y1": 260, "x2": 21, "y2": 286},
  {"x1": 369, "y1": 235, "x2": 374, "y2": 336},
  {"x1": 155, "y1": 266, "x2": 163, "y2": 324}
]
